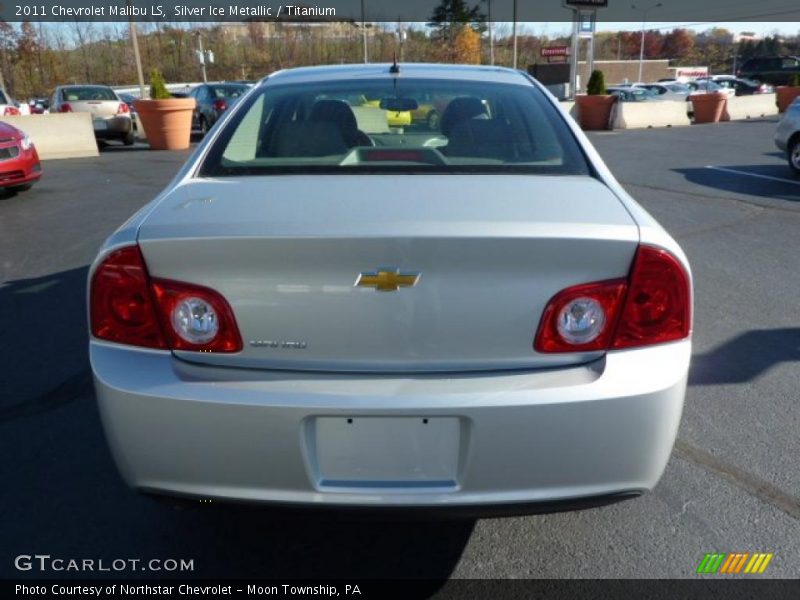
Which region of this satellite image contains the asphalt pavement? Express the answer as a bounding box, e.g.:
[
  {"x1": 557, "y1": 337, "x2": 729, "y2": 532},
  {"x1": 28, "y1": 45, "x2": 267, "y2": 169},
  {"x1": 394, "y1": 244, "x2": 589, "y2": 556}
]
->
[{"x1": 1, "y1": 121, "x2": 798, "y2": 579}]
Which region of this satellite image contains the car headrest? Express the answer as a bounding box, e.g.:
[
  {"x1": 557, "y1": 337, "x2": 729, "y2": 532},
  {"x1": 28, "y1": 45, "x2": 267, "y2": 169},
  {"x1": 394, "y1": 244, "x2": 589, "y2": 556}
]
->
[
  {"x1": 440, "y1": 97, "x2": 488, "y2": 136},
  {"x1": 310, "y1": 100, "x2": 358, "y2": 135}
]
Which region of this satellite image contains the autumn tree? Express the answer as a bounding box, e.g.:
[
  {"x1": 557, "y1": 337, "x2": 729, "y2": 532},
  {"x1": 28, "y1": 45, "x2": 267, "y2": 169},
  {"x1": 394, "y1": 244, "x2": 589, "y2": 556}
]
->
[
  {"x1": 453, "y1": 25, "x2": 481, "y2": 64},
  {"x1": 662, "y1": 28, "x2": 694, "y2": 61}
]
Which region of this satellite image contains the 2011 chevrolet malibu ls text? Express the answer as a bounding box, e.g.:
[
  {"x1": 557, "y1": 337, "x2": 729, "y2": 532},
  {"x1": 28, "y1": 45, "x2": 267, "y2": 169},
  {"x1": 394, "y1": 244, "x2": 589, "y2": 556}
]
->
[{"x1": 89, "y1": 64, "x2": 692, "y2": 511}]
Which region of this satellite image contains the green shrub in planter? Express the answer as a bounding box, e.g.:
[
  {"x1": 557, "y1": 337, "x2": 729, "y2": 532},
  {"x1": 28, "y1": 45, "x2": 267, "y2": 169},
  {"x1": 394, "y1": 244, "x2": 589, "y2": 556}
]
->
[
  {"x1": 149, "y1": 69, "x2": 171, "y2": 100},
  {"x1": 586, "y1": 70, "x2": 607, "y2": 95}
]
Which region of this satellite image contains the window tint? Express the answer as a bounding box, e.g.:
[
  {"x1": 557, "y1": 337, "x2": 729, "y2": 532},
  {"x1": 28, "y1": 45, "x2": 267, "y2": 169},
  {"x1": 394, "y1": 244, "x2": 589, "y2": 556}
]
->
[
  {"x1": 210, "y1": 85, "x2": 249, "y2": 99},
  {"x1": 200, "y1": 78, "x2": 589, "y2": 176},
  {"x1": 0, "y1": 90, "x2": 8, "y2": 104}
]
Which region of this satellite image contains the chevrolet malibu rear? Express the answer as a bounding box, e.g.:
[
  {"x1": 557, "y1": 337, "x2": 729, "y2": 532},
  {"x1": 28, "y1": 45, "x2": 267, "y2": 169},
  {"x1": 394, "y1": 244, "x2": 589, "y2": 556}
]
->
[{"x1": 89, "y1": 64, "x2": 692, "y2": 511}]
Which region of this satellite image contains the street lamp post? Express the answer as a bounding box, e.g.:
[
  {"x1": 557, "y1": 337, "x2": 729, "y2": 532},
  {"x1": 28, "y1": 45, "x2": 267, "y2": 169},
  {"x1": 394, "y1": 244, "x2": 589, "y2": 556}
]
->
[{"x1": 632, "y1": 2, "x2": 661, "y2": 83}]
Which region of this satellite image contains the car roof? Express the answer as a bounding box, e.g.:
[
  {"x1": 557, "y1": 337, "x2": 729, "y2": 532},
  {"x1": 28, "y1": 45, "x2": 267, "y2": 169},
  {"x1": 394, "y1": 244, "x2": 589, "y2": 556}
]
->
[{"x1": 263, "y1": 63, "x2": 531, "y2": 86}]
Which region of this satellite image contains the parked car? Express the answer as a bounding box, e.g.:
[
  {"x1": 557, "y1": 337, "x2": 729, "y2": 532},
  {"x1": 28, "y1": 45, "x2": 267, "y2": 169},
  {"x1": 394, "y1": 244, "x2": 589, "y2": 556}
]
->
[
  {"x1": 28, "y1": 98, "x2": 49, "y2": 114},
  {"x1": 738, "y1": 55, "x2": 800, "y2": 86},
  {"x1": 686, "y1": 79, "x2": 736, "y2": 99},
  {"x1": 702, "y1": 76, "x2": 772, "y2": 96},
  {"x1": 89, "y1": 63, "x2": 693, "y2": 511},
  {"x1": 0, "y1": 121, "x2": 42, "y2": 193},
  {"x1": 0, "y1": 89, "x2": 24, "y2": 116},
  {"x1": 635, "y1": 83, "x2": 691, "y2": 101},
  {"x1": 775, "y1": 96, "x2": 800, "y2": 175},
  {"x1": 607, "y1": 86, "x2": 659, "y2": 102},
  {"x1": 188, "y1": 83, "x2": 250, "y2": 135},
  {"x1": 50, "y1": 85, "x2": 134, "y2": 146}
]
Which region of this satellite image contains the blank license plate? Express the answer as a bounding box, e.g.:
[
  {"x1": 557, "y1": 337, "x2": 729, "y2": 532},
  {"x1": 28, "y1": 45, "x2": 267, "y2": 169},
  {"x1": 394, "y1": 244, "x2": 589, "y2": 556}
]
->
[
  {"x1": 93, "y1": 120, "x2": 107, "y2": 130},
  {"x1": 313, "y1": 417, "x2": 461, "y2": 488}
]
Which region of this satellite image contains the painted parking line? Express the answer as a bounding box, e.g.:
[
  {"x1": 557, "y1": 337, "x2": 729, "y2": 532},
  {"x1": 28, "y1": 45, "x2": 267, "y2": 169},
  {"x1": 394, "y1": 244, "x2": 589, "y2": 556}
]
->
[{"x1": 705, "y1": 165, "x2": 800, "y2": 186}]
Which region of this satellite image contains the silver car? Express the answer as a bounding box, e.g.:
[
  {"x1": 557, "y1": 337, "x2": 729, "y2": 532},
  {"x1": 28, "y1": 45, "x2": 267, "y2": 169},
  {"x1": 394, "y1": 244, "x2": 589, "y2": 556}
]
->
[
  {"x1": 89, "y1": 64, "x2": 693, "y2": 511},
  {"x1": 50, "y1": 85, "x2": 134, "y2": 145},
  {"x1": 775, "y1": 96, "x2": 800, "y2": 174}
]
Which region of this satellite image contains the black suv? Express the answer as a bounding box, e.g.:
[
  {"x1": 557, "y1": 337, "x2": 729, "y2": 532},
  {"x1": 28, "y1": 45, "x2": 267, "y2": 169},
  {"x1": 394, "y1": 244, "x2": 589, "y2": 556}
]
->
[{"x1": 737, "y1": 56, "x2": 800, "y2": 85}]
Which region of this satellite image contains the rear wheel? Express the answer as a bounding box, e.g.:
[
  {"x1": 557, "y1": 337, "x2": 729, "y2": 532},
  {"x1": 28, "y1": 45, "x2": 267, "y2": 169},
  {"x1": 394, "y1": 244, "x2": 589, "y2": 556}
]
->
[
  {"x1": 789, "y1": 136, "x2": 800, "y2": 175},
  {"x1": 123, "y1": 131, "x2": 135, "y2": 146}
]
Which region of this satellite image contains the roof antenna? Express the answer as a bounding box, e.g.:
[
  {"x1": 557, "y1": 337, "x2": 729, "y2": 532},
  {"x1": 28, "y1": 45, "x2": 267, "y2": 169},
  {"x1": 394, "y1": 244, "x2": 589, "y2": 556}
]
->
[{"x1": 389, "y1": 52, "x2": 400, "y2": 74}]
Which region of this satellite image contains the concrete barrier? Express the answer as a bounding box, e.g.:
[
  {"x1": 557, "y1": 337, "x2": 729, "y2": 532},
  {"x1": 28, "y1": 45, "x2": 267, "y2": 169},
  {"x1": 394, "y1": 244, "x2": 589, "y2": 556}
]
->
[
  {"x1": 559, "y1": 101, "x2": 578, "y2": 122},
  {"x1": 722, "y1": 93, "x2": 778, "y2": 121},
  {"x1": 0, "y1": 113, "x2": 98, "y2": 159},
  {"x1": 612, "y1": 100, "x2": 691, "y2": 129}
]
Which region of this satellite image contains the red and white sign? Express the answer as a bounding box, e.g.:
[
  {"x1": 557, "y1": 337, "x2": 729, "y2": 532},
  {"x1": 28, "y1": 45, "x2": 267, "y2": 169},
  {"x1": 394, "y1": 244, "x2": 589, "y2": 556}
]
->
[
  {"x1": 672, "y1": 66, "x2": 709, "y2": 81},
  {"x1": 541, "y1": 46, "x2": 571, "y2": 58}
]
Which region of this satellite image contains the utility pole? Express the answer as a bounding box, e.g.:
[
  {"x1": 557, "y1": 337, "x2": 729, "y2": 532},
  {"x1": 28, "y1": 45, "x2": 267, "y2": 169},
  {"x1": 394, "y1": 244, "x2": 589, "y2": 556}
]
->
[
  {"x1": 487, "y1": 0, "x2": 494, "y2": 66},
  {"x1": 196, "y1": 32, "x2": 208, "y2": 83},
  {"x1": 127, "y1": 1, "x2": 146, "y2": 98},
  {"x1": 361, "y1": 0, "x2": 368, "y2": 63},
  {"x1": 633, "y1": 2, "x2": 662, "y2": 83},
  {"x1": 512, "y1": 0, "x2": 518, "y2": 69}
]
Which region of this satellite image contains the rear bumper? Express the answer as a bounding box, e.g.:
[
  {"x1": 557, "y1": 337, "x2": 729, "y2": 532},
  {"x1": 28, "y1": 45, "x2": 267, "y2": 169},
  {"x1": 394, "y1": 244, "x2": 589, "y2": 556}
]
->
[
  {"x1": 91, "y1": 340, "x2": 690, "y2": 508},
  {"x1": 94, "y1": 116, "x2": 132, "y2": 139}
]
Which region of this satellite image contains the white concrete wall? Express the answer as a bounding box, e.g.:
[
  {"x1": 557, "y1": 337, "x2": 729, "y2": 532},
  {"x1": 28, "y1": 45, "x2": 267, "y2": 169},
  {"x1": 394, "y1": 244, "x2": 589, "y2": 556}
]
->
[{"x1": 0, "y1": 113, "x2": 98, "y2": 159}]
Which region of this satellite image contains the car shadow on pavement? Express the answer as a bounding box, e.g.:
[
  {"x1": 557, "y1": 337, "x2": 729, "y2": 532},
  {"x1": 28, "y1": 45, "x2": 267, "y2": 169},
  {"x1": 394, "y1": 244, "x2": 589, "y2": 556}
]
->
[
  {"x1": 674, "y1": 166, "x2": 800, "y2": 202},
  {"x1": 0, "y1": 266, "x2": 475, "y2": 582},
  {"x1": 689, "y1": 328, "x2": 800, "y2": 385}
]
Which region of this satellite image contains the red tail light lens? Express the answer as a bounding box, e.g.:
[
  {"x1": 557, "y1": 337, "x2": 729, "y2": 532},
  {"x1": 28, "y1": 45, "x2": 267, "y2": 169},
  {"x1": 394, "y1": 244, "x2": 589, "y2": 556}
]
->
[
  {"x1": 117, "y1": 102, "x2": 130, "y2": 114},
  {"x1": 3, "y1": 106, "x2": 20, "y2": 116},
  {"x1": 611, "y1": 245, "x2": 691, "y2": 349},
  {"x1": 213, "y1": 99, "x2": 228, "y2": 111},
  {"x1": 59, "y1": 103, "x2": 73, "y2": 113},
  {"x1": 534, "y1": 280, "x2": 627, "y2": 353},
  {"x1": 535, "y1": 245, "x2": 691, "y2": 353},
  {"x1": 90, "y1": 246, "x2": 167, "y2": 349},
  {"x1": 150, "y1": 279, "x2": 242, "y2": 352},
  {"x1": 90, "y1": 245, "x2": 242, "y2": 353}
]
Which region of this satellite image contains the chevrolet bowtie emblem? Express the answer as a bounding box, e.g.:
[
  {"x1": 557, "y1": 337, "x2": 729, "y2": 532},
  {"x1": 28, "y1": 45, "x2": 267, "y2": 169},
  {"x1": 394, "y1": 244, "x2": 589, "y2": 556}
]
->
[{"x1": 355, "y1": 268, "x2": 420, "y2": 292}]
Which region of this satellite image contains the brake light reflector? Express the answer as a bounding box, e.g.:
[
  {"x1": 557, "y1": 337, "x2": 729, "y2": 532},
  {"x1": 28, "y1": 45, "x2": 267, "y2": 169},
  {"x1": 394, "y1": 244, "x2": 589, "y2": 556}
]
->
[
  {"x1": 150, "y1": 279, "x2": 242, "y2": 352},
  {"x1": 117, "y1": 102, "x2": 130, "y2": 114},
  {"x1": 3, "y1": 106, "x2": 20, "y2": 116},
  {"x1": 534, "y1": 245, "x2": 691, "y2": 353},
  {"x1": 59, "y1": 103, "x2": 73, "y2": 113},
  {"x1": 213, "y1": 99, "x2": 228, "y2": 111},
  {"x1": 535, "y1": 280, "x2": 627, "y2": 353},
  {"x1": 90, "y1": 246, "x2": 167, "y2": 349},
  {"x1": 90, "y1": 245, "x2": 242, "y2": 352},
  {"x1": 611, "y1": 245, "x2": 691, "y2": 348}
]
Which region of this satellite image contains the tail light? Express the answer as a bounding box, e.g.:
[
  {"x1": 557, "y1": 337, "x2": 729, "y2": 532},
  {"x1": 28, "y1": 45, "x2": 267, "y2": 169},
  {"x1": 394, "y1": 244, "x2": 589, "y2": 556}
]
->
[
  {"x1": 3, "y1": 106, "x2": 20, "y2": 116},
  {"x1": 535, "y1": 245, "x2": 691, "y2": 353},
  {"x1": 117, "y1": 102, "x2": 130, "y2": 114},
  {"x1": 90, "y1": 245, "x2": 242, "y2": 353},
  {"x1": 213, "y1": 99, "x2": 228, "y2": 111},
  {"x1": 59, "y1": 103, "x2": 73, "y2": 113}
]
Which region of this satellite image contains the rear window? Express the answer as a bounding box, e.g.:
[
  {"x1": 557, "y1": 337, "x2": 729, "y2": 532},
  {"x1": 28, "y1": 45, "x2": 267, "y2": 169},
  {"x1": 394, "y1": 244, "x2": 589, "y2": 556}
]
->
[
  {"x1": 200, "y1": 77, "x2": 589, "y2": 176},
  {"x1": 0, "y1": 90, "x2": 8, "y2": 104},
  {"x1": 210, "y1": 85, "x2": 249, "y2": 99},
  {"x1": 62, "y1": 87, "x2": 118, "y2": 101}
]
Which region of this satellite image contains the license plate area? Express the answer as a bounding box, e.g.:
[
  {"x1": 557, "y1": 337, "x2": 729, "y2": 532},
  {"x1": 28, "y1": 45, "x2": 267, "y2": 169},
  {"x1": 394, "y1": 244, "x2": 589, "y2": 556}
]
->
[
  {"x1": 93, "y1": 119, "x2": 107, "y2": 130},
  {"x1": 308, "y1": 417, "x2": 462, "y2": 490}
]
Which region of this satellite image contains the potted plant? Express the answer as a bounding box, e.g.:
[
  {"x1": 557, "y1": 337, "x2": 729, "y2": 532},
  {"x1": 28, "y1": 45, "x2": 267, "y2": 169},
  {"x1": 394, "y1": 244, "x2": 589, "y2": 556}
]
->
[
  {"x1": 575, "y1": 70, "x2": 616, "y2": 131},
  {"x1": 133, "y1": 69, "x2": 195, "y2": 150},
  {"x1": 690, "y1": 87, "x2": 727, "y2": 124},
  {"x1": 776, "y1": 73, "x2": 800, "y2": 113}
]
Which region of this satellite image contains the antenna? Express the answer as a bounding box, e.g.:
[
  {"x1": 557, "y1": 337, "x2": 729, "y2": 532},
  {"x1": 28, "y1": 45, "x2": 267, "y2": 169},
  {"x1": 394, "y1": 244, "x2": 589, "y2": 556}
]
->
[{"x1": 389, "y1": 52, "x2": 400, "y2": 74}]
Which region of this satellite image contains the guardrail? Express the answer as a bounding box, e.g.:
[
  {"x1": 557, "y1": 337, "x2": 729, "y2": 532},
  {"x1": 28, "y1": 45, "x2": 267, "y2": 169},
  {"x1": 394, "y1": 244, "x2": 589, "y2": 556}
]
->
[{"x1": 0, "y1": 113, "x2": 98, "y2": 160}]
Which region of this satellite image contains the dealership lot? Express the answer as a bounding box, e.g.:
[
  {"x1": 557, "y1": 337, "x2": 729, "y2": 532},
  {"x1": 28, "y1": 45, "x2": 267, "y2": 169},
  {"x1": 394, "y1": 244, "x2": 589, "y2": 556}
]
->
[{"x1": 1, "y1": 120, "x2": 798, "y2": 579}]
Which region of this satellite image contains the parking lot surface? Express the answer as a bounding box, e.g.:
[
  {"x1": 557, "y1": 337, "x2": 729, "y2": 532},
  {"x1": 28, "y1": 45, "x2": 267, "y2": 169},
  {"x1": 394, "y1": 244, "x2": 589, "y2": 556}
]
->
[{"x1": 1, "y1": 120, "x2": 798, "y2": 579}]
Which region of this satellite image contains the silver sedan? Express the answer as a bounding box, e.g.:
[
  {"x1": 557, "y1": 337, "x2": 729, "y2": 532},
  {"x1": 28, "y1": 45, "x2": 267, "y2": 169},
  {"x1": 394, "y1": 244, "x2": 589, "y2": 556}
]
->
[
  {"x1": 89, "y1": 64, "x2": 693, "y2": 512},
  {"x1": 775, "y1": 96, "x2": 800, "y2": 174}
]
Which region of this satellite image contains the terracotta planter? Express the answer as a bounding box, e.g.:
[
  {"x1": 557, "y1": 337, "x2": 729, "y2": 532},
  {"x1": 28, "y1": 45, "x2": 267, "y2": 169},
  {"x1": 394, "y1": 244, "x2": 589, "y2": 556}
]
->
[
  {"x1": 575, "y1": 94, "x2": 617, "y2": 130},
  {"x1": 133, "y1": 98, "x2": 196, "y2": 150},
  {"x1": 776, "y1": 86, "x2": 800, "y2": 113},
  {"x1": 690, "y1": 93, "x2": 726, "y2": 124}
]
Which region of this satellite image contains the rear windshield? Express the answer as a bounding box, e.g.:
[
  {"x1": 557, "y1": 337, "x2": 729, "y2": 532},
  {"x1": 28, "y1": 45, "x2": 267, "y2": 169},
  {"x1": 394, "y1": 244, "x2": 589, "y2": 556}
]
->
[
  {"x1": 0, "y1": 90, "x2": 8, "y2": 104},
  {"x1": 62, "y1": 87, "x2": 117, "y2": 101},
  {"x1": 200, "y1": 77, "x2": 589, "y2": 176},
  {"x1": 210, "y1": 85, "x2": 249, "y2": 99}
]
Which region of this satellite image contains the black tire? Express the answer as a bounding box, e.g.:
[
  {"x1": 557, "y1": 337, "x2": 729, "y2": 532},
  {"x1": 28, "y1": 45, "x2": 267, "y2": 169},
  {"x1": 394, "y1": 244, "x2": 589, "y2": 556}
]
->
[
  {"x1": 123, "y1": 131, "x2": 135, "y2": 146},
  {"x1": 789, "y1": 136, "x2": 800, "y2": 176},
  {"x1": 199, "y1": 116, "x2": 209, "y2": 136}
]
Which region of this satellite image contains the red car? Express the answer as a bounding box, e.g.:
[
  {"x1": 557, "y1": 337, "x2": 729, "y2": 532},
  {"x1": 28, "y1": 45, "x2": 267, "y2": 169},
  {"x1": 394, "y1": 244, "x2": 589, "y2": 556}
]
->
[{"x1": 0, "y1": 121, "x2": 42, "y2": 192}]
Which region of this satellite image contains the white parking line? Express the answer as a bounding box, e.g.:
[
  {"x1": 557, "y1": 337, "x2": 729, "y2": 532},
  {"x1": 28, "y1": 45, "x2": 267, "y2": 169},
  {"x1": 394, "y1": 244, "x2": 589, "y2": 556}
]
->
[{"x1": 705, "y1": 165, "x2": 800, "y2": 186}]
